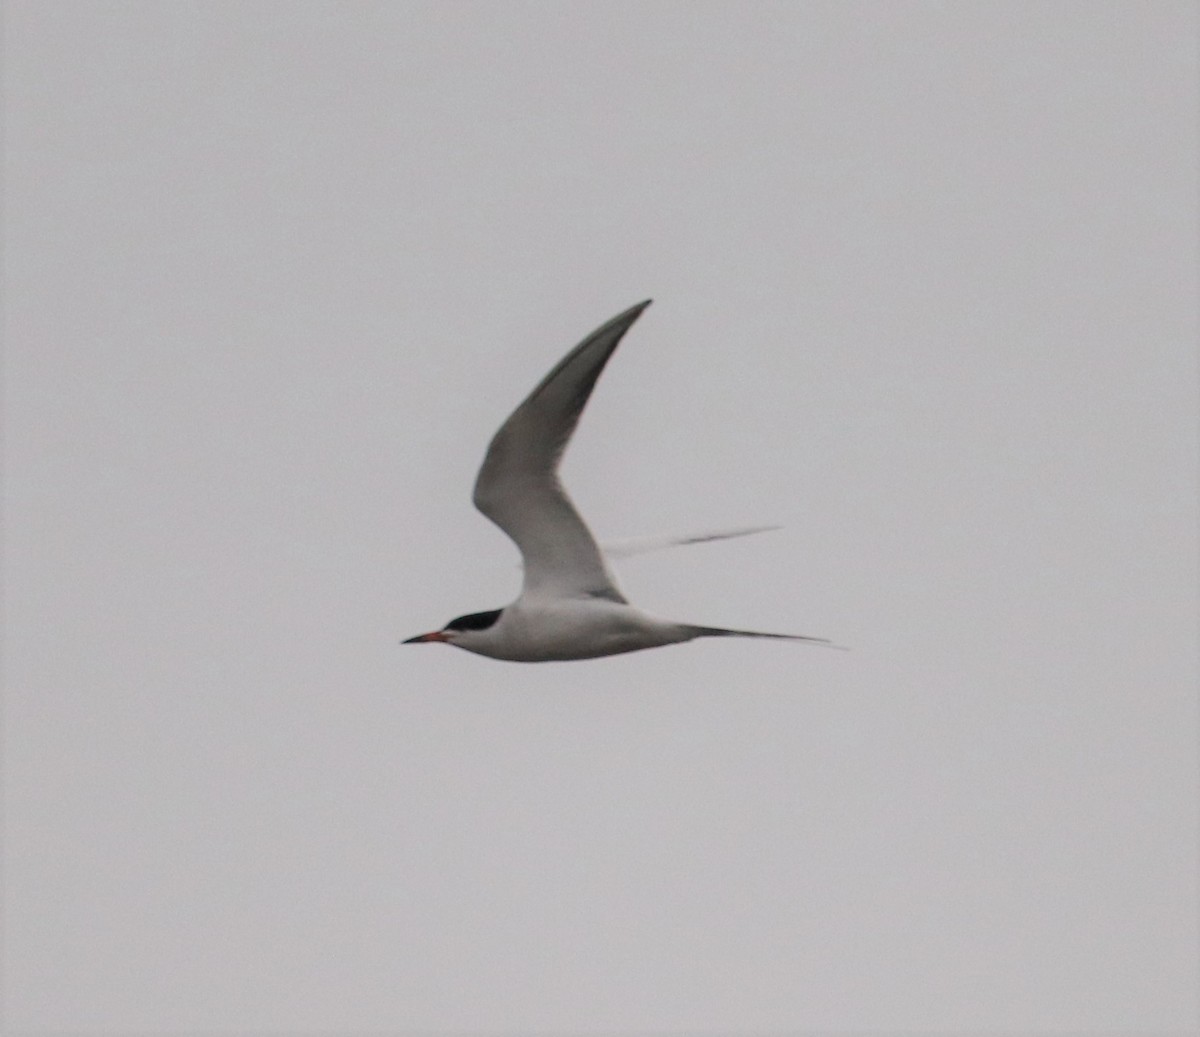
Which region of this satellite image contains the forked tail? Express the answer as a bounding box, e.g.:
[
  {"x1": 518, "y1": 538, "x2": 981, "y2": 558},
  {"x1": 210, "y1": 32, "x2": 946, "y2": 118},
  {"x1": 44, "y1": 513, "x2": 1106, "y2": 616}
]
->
[{"x1": 685, "y1": 625, "x2": 846, "y2": 649}]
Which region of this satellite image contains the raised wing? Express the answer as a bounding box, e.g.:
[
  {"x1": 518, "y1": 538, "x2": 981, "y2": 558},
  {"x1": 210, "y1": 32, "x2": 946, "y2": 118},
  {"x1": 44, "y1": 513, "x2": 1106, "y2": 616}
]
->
[{"x1": 472, "y1": 301, "x2": 652, "y2": 601}]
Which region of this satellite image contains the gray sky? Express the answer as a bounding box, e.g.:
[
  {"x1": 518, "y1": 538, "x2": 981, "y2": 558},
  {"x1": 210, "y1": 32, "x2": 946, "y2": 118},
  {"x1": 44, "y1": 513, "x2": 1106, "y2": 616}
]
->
[{"x1": 4, "y1": 1, "x2": 1197, "y2": 1033}]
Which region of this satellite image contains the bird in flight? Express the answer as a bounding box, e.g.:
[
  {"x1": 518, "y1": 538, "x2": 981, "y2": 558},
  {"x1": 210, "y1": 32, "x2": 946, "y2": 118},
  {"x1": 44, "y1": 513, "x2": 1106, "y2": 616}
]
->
[{"x1": 403, "y1": 301, "x2": 834, "y2": 662}]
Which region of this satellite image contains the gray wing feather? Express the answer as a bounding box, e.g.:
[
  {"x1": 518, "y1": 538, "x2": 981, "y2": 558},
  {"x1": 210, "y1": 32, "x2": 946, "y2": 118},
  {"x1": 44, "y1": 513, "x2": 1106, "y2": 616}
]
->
[
  {"x1": 472, "y1": 301, "x2": 652, "y2": 601},
  {"x1": 600, "y1": 525, "x2": 781, "y2": 560}
]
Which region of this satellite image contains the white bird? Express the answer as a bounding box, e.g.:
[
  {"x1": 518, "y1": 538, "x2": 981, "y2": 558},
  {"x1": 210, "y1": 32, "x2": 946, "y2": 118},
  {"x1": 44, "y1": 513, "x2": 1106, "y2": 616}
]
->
[{"x1": 403, "y1": 301, "x2": 835, "y2": 662}]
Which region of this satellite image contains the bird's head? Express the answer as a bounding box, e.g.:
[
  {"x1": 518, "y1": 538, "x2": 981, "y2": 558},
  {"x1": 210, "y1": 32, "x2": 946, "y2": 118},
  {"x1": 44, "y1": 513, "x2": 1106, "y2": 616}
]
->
[{"x1": 402, "y1": 608, "x2": 503, "y2": 647}]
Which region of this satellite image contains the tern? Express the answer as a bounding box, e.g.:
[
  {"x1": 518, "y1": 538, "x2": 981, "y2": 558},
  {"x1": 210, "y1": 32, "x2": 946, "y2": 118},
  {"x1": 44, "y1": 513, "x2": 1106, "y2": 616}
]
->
[{"x1": 403, "y1": 301, "x2": 834, "y2": 662}]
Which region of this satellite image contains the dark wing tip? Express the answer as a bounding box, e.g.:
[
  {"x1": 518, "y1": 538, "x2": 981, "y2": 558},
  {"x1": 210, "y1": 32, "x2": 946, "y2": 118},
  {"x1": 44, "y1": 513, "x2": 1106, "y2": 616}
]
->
[{"x1": 603, "y1": 299, "x2": 653, "y2": 328}]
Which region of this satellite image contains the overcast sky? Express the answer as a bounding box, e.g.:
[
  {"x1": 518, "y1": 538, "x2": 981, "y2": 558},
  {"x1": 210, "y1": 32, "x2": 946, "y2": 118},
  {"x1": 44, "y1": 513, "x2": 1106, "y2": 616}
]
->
[{"x1": 4, "y1": 2, "x2": 1197, "y2": 1033}]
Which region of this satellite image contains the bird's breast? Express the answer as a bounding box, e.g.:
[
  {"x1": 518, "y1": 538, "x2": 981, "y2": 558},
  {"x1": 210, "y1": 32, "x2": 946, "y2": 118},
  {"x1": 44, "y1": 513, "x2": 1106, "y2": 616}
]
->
[{"x1": 465, "y1": 600, "x2": 685, "y2": 662}]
